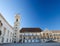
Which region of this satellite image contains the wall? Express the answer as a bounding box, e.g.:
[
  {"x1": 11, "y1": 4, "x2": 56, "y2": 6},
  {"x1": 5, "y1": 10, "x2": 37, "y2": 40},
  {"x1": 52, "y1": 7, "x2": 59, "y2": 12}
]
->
[{"x1": 0, "y1": 15, "x2": 13, "y2": 43}]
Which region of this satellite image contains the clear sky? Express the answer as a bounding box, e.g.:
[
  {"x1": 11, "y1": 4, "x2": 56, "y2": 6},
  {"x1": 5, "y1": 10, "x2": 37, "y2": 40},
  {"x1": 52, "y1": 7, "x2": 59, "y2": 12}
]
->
[{"x1": 0, "y1": 0, "x2": 60, "y2": 30}]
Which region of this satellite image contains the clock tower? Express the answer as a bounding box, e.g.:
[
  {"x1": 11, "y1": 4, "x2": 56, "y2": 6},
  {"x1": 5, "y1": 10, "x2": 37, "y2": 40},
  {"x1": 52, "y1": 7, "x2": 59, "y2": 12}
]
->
[{"x1": 14, "y1": 14, "x2": 20, "y2": 43}]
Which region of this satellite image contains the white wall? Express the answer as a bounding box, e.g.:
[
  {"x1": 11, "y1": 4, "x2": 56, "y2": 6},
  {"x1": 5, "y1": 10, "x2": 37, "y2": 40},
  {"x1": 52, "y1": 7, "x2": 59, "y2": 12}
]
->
[{"x1": 0, "y1": 15, "x2": 14, "y2": 43}]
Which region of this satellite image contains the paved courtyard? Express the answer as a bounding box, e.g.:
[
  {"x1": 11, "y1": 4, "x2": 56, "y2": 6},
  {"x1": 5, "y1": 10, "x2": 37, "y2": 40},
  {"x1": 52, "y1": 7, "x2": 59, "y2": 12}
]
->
[{"x1": 0, "y1": 43, "x2": 60, "y2": 46}]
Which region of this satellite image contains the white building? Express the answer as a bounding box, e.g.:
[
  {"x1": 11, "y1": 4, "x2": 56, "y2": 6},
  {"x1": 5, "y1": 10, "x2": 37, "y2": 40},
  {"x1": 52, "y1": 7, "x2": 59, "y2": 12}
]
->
[
  {"x1": 0, "y1": 13, "x2": 43, "y2": 43},
  {"x1": 1, "y1": 13, "x2": 60, "y2": 43},
  {"x1": 0, "y1": 13, "x2": 21, "y2": 43},
  {"x1": 0, "y1": 13, "x2": 13, "y2": 43},
  {"x1": 19, "y1": 28, "x2": 42, "y2": 43}
]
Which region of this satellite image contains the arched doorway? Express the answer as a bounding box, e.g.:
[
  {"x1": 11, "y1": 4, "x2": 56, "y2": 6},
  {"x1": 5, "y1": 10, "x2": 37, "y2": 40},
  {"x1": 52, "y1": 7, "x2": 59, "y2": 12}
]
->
[{"x1": 14, "y1": 41, "x2": 16, "y2": 43}]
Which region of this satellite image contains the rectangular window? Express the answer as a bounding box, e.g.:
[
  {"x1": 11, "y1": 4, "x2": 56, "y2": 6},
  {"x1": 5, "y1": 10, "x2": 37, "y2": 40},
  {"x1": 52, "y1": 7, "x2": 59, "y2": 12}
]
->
[
  {"x1": 7, "y1": 39, "x2": 8, "y2": 42},
  {"x1": 2, "y1": 37, "x2": 4, "y2": 42},
  {"x1": 0, "y1": 20, "x2": 1, "y2": 23}
]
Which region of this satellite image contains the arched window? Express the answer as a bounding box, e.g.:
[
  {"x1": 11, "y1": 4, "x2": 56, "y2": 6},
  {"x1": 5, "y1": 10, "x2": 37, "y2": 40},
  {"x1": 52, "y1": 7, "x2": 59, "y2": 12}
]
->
[
  {"x1": 14, "y1": 41, "x2": 16, "y2": 43},
  {"x1": 16, "y1": 19, "x2": 18, "y2": 22},
  {"x1": 1, "y1": 23, "x2": 3, "y2": 26},
  {"x1": 43, "y1": 33, "x2": 45, "y2": 35}
]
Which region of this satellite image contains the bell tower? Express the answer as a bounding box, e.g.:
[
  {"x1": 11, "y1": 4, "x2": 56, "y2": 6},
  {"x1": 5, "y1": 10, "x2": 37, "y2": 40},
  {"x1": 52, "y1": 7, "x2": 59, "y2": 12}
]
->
[{"x1": 14, "y1": 14, "x2": 20, "y2": 43}]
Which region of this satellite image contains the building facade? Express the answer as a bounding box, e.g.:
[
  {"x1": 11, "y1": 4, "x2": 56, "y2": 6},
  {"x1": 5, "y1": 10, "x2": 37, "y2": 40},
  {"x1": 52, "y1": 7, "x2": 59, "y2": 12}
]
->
[
  {"x1": 0, "y1": 13, "x2": 13, "y2": 43},
  {"x1": 0, "y1": 13, "x2": 42, "y2": 43},
  {"x1": 19, "y1": 28, "x2": 42, "y2": 43},
  {"x1": 41, "y1": 29, "x2": 60, "y2": 42},
  {"x1": 0, "y1": 13, "x2": 60, "y2": 43}
]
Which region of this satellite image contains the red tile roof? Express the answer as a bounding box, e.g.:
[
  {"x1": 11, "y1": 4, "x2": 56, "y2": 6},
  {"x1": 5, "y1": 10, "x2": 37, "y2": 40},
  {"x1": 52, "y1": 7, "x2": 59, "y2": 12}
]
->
[{"x1": 20, "y1": 28, "x2": 42, "y2": 33}]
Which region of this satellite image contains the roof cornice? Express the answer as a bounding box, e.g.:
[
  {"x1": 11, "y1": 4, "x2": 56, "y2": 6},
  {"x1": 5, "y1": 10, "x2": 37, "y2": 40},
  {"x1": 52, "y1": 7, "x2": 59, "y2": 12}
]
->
[{"x1": 0, "y1": 13, "x2": 13, "y2": 29}]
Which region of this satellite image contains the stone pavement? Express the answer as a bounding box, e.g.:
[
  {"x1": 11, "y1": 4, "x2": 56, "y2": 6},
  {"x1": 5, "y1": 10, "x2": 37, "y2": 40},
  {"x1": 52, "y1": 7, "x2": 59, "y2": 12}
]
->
[{"x1": 0, "y1": 43, "x2": 60, "y2": 46}]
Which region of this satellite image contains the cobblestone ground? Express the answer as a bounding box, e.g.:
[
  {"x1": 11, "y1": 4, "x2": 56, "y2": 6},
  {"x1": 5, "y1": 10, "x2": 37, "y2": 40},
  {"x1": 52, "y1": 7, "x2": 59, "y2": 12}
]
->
[{"x1": 0, "y1": 43, "x2": 60, "y2": 46}]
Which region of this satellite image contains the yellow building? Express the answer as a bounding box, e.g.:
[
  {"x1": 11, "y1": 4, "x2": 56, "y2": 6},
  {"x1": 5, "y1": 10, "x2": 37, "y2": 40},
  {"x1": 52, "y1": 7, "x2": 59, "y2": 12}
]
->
[{"x1": 41, "y1": 29, "x2": 60, "y2": 42}]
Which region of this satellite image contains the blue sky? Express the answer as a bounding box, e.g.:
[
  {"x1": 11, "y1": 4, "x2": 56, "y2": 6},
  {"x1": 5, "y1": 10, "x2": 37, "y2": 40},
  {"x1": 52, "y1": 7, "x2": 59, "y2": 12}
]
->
[{"x1": 0, "y1": 0, "x2": 60, "y2": 30}]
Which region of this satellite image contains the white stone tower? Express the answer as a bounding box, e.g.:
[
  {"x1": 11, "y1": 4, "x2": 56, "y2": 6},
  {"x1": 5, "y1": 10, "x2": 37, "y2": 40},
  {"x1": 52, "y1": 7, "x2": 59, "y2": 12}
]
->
[{"x1": 14, "y1": 14, "x2": 20, "y2": 43}]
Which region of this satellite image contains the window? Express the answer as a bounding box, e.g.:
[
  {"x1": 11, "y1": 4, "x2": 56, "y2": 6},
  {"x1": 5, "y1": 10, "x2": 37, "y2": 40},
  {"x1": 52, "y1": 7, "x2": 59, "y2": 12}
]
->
[
  {"x1": 10, "y1": 39, "x2": 11, "y2": 42},
  {"x1": 0, "y1": 20, "x2": 1, "y2": 23},
  {"x1": 16, "y1": 19, "x2": 18, "y2": 21},
  {"x1": 29, "y1": 37, "x2": 31, "y2": 39},
  {"x1": 7, "y1": 39, "x2": 8, "y2": 42},
  {"x1": 24, "y1": 37, "x2": 25, "y2": 39},
  {"x1": 15, "y1": 27, "x2": 17, "y2": 29},
  {"x1": 15, "y1": 33, "x2": 16, "y2": 34},
  {"x1": 0, "y1": 30, "x2": 2, "y2": 35},
  {"x1": 33, "y1": 36, "x2": 35, "y2": 39},
  {"x1": 0, "y1": 20, "x2": 3, "y2": 26},
  {"x1": 1, "y1": 23, "x2": 3, "y2": 26},
  {"x1": 8, "y1": 31, "x2": 9, "y2": 36},
  {"x1": 15, "y1": 30, "x2": 17, "y2": 31},
  {"x1": 2, "y1": 37, "x2": 4, "y2": 42},
  {"x1": 15, "y1": 36, "x2": 16, "y2": 38},
  {"x1": 46, "y1": 33, "x2": 48, "y2": 36},
  {"x1": 4, "y1": 27, "x2": 6, "y2": 35},
  {"x1": 43, "y1": 33, "x2": 45, "y2": 35}
]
